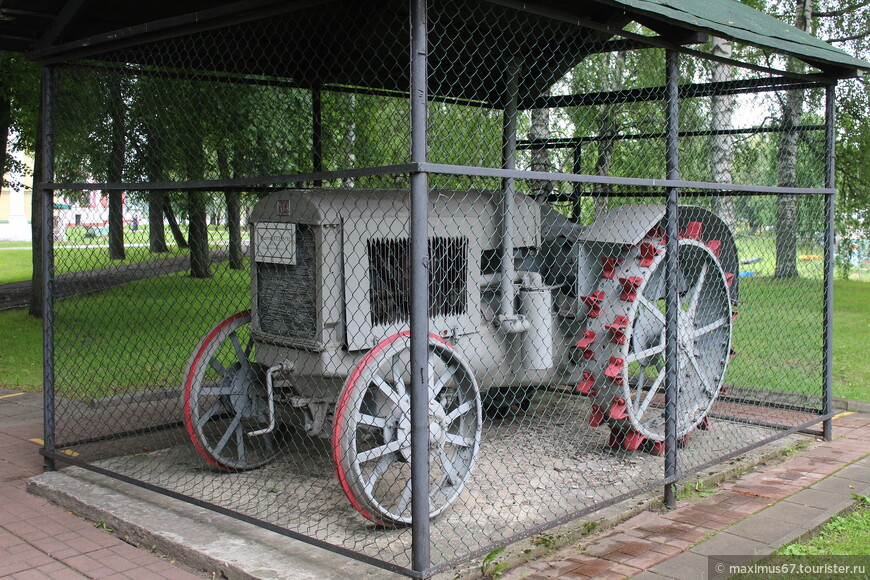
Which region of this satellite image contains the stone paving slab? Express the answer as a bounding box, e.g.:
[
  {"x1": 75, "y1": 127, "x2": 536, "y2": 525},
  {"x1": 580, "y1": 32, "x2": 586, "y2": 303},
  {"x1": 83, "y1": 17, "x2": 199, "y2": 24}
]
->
[
  {"x1": 756, "y1": 500, "x2": 828, "y2": 526},
  {"x1": 687, "y1": 532, "x2": 771, "y2": 557},
  {"x1": 506, "y1": 412, "x2": 870, "y2": 580},
  {"x1": 782, "y1": 487, "x2": 856, "y2": 512},
  {"x1": 722, "y1": 515, "x2": 805, "y2": 547},
  {"x1": 639, "y1": 551, "x2": 710, "y2": 579}
]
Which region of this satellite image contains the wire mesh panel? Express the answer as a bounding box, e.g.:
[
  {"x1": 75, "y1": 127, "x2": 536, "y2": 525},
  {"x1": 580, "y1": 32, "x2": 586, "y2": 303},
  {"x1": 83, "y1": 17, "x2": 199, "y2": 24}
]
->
[{"x1": 39, "y1": 0, "x2": 840, "y2": 576}]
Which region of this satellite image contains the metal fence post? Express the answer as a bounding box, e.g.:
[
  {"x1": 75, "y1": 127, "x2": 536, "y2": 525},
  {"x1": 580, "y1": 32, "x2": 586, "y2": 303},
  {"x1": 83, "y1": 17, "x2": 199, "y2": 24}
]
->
[
  {"x1": 822, "y1": 83, "x2": 836, "y2": 441},
  {"x1": 663, "y1": 50, "x2": 680, "y2": 508},
  {"x1": 41, "y1": 65, "x2": 57, "y2": 472},
  {"x1": 312, "y1": 85, "x2": 323, "y2": 187},
  {"x1": 409, "y1": 0, "x2": 431, "y2": 573}
]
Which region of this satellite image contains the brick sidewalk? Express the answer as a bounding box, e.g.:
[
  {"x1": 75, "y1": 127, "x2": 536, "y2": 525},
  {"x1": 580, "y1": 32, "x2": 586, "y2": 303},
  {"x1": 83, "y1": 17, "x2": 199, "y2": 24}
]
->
[
  {"x1": 503, "y1": 412, "x2": 870, "y2": 579},
  {"x1": 0, "y1": 390, "x2": 204, "y2": 579}
]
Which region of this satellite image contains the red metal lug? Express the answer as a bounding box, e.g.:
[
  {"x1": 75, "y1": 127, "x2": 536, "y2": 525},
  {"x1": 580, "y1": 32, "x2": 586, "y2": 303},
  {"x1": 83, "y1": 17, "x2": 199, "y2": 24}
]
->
[
  {"x1": 731, "y1": 309, "x2": 739, "y2": 322},
  {"x1": 638, "y1": 241, "x2": 663, "y2": 267},
  {"x1": 729, "y1": 347, "x2": 737, "y2": 360},
  {"x1": 619, "y1": 276, "x2": 644, "y2": 301},
  {"x1": 698, "y1": 416, "x2": 711, "y2": 431},
  {"x1": 680, "y1": 221, "x2": 703, "y2": 240},
  {"x1": 580, "y1": 291, "x2": 605, "y2": 318},
  {"x1": 605, "y1": 315, "x2": 630, "y2": 344},
  {"x1": 575, "y1": 372, "x2": 596, "y2": 396},
  {"x1": 646, "y1": 440, "x2": 666, "y2": 456},
  {"x1": 604, "y1": 356, "x2": 625, "y2": 385},
  {"x1": 601, "y1": 257, "x2": 624, "y2": 279},
  {"x1": 608, "y1": 396, "x2": 629, "y2": 420},
  {"x1": 621, "y1": 428, "x2": 647, "y2": 451},
  {"x1": 706, "y1": 239, "x2": 722, "y2": 258},
  {"x1": 574, "y1": 329, "x2": 596, "y2": 351},
  {"x1": 724, "y1": 272, "x2": 735, "y2": 287},
  {"x1": 589, "y1": 404, "x2": 605, "y2": 427}
]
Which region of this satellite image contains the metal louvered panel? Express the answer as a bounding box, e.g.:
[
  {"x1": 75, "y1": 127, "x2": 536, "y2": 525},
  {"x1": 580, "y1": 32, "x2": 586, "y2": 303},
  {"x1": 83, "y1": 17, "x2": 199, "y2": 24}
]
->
[
  {"x1": 367, "y1": 236, "x2": 468, "y2": 326},
  {"x1": 256, "y1": 225, "x2": 317, "y2": 340}
]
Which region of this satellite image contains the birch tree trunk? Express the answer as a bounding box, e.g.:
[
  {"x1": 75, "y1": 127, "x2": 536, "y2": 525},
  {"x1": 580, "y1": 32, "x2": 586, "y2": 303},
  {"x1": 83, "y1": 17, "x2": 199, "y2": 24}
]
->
[
  {"x1": 775, "y1": 0, "x2": 811, "y2": 279},
  {"x1": 594, "y1": 52, "x2": 625, "y2": 219},
  {"x1": 530, "y1": 96, "x2": 552, "y2": 198},
  {"x1": 710, "y1": 37, "x2": 735, "y2": 228}
]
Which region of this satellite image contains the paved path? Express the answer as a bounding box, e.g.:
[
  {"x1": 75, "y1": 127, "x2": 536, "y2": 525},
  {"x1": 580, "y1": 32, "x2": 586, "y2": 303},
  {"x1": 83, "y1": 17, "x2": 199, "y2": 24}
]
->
[
  {"x1": 0, "y1": 389, "x2": 205, "y2": 578},
  {"x1": 2, "y1": 387, "x2": 868, "y2": 579},
  {"x1": 505, "y1": 411, "x2": 870, "y2": 579},
  {"x1": 0, "y1": 248, "x2": 235, "y2": 312}
]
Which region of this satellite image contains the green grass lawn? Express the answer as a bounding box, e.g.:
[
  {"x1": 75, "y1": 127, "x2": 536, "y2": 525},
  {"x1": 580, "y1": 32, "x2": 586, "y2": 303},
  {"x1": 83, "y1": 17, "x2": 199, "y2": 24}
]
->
[
  {"x1": 0, "y1": 225, "x2": 250, "y2": 285},
  {"x1": 0, "y1": 249, "x2": 34, "y2": 284},
  {"x1": 779, "y1": 497, "x2": 870, "y2": 556},
  {"x1": 0, "y1": 262, "x2": 251, "y2": 399}
]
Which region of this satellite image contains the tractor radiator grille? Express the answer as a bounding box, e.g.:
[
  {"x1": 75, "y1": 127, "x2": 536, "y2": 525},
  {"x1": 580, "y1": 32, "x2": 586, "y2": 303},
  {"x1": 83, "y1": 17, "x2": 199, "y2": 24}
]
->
[
  {"x1": 368, "y1": 236, "x2": 468, "y2": 326},
  {"x1": 256, "y1": 225, "x2": 317, "y2": 340}
]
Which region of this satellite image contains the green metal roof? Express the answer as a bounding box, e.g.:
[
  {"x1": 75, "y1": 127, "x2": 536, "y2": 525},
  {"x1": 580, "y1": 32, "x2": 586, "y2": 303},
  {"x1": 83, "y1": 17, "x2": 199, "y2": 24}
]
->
[{"x1": 600, "y1": 0, "x2": 870, "y2": 75}]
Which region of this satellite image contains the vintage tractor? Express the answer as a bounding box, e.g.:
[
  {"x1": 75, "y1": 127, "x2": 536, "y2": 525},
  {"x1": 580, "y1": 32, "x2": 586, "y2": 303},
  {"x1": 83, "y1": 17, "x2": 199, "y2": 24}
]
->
[{"x1": 182, "y1": 188, "x2": 737, "y2": 525}]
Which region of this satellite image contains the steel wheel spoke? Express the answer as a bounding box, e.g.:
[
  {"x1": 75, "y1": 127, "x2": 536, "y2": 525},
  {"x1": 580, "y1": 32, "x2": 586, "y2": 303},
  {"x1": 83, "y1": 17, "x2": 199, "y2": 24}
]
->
[
  {"x1": 432, "y1": 364, "x2": 457, "y2": 399},
  {"x1": 213, "y1": 412, "x2": 243, "y2": 457},
  {"x1": 692, "y1": 317, "x2": 727, "y2": 339},
  {"x1": 357, "y1": 439, "x2": 404, "y2": 463},
  {"x1": 427, "y1": 360, "x2": 438, "y2": 400},
  {"x1": 230, "y1": 331, "x2": 250, "y2": 370},
  {"x1": 363, "y1": 454, "x2": 395, "y2": 495},
  {"x1": 197, "y1": 400, "x2": 223, "y2": 430},
  {"x1": 687, "y1": 351, "x2": 714, "y2": 394},
  {"x1": 236, "y1": 427, "x2": 246, "y2": 464},
  {"x1": 358, "y1": 413, "x2": 388, "y2": 429},
  {"x1": 638, "y1": 295, "x2": 665, "y2": 324},
  {"x1": 626, "y1": 343, "x2": 665, "y2": 365},
  {"x1": 209, "y1": 358, "x2": 227, "y2": 377},
  {"x1": 636, "y1": 371, "x2": 666, "y2": 417},
  {"x1": 372, "y1": 375, "x2": 401, "y2": 405},
  {"x1": 686, "y1": 263, "x2": 708, "y2": 317},
  {"x1": 391, "y1": 353, "x2": 407, "y2": 396},
  {"x1": 445, "y1": 400, "x2": 474, "y2": 424},
  {"x1": 444, "y1": 432, "x2": 474, "y2": 447},
  {"x1": 635, "y1": 365, "x2": 647, "y2": 402},
  {"x1": 439, "y1": 449, "x2": 462, "y2": 486},
  {"x1": 395, "y1": 479, "x2": 413, "y2": 516},
  {"x1": 244, "y1": 336, "x2": 254, "y2": 358}
]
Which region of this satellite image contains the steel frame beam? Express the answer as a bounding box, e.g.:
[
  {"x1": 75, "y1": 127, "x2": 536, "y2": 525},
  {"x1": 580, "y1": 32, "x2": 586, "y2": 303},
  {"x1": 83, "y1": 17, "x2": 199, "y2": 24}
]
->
[
  {"x1": 517, "y1": 124, "x2": 827, "y2": 150},
  {"x1": 409, "y1": 0, "x2": 431, "y2": 573},
  {"x1": 36, "y1": 0, "x2": 89, "y2": 50},
  {"x1": 822, "y1": 84, "x2": 836, "y2": 441},
  {"x1": 41, "y1": 66, "x2": 57, "y2": 473},
  {"x1": 44, "y1": 162, "x2": 835, "y2": 197},
  {"x1": 520, "y1": 76, "x2": 826, "y2": 111},
  {"x1": 663, "y1": 49, "x2": 680, "y2": 510},
  {"x1": 30, "y1": 0, "x2": 340, "y2": 64}
]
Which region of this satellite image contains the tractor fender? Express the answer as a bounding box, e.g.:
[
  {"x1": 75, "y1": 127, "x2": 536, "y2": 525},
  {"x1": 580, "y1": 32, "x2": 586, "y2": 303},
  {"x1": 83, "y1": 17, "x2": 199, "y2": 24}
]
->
[{"x1": 578, "y1": 204, "x2": 739, "y2": 302}]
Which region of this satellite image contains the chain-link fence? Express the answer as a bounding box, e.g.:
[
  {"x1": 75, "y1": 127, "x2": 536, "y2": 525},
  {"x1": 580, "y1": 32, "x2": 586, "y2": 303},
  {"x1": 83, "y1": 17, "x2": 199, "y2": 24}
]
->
[{"x1": 37, "y1": 1, "x2": 841, "y2": 577}]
